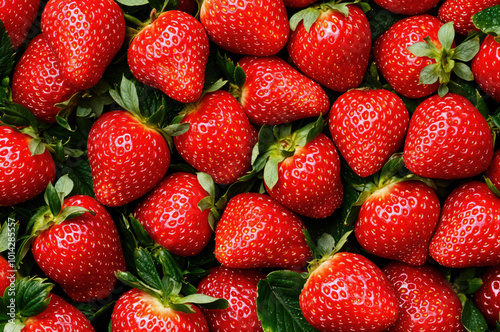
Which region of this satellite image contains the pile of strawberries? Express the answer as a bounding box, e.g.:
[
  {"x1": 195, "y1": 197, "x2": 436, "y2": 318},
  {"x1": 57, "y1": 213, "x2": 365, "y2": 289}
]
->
[{"x1": 1, "y1": 0, "x2": 500, "y2": 331}]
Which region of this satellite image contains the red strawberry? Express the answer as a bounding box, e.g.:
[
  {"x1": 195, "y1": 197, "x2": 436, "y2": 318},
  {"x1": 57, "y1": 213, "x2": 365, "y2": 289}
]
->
[
  {"x1": 404, "y1": 93, "x2": 493, "y2": 180},
  {"x1": 0, "y1": 0, "x2": 39, "y2": 48},
  {"x1": 486, "y1": 149, "x2": 500, "y2": 189},
  {"x1": 300, "y1": 252, "x2": 399, "y2": 332},
  {"x1": 134, "y1": 172, "x2": 214, "y2": 257},
  {"x1": 383, "y1": 261, "x2": 465, "y2": 331},
  {"x1": 287, "y1": 3, "x2": 371, "y2": 92},
  {"x1": 174, "y1": 90, "x2": 257, "y2": 185},
  {"x1": 237, "y1": 55, "x2": 330, "y2": 126},
  {"x1": 214, "y1": 192, "x2": 312, "y2": 269},
  {"x1": 372, "y1": 0, "x2": 440, "y2": 15},
  {"x1": 128, "y1": 10, "x2": 209, "y2": 103},
  {"x1": 472, "y1": 35, "x2": 500, "y2": 102},
  {"x1": 328, "y1": 88, "x2": 409, "y2": 177},
  {"x1": 87, "y1": 110, "x2": 170, "y2": 207},
  {"x1": 438, "y1": 0, "x2": 500, "y2": 35},
  {"x1": 196, "y1": 266, "x2": 266, "y2": 331},
  {"x1": 429, "y1": 181, "x2": 500, "y2": 268},
  {"x1": 0, "y1": 255, "x2": 14, "y2": 295},
  {"x1": 200, "y1": 0, "x2": 289, "y2": 56},
  {"x1": 11, "y1": 34, "x2": 80, "y2": 123},
  {"x1": 41, "y1": 0, "x2": 125, "y2": 90},
  {"x1": 283, "y1": 0, "x2": 316, "y2": 9},
  {"x1": 0, "y1": 125, "x2": 55, "y2": 206},
  {"x1": 474, "y1": 265, "x2": 500, "y2": 326},
  {"x1": 355, "y1": 180, "x2": 441, "y2": 266}
]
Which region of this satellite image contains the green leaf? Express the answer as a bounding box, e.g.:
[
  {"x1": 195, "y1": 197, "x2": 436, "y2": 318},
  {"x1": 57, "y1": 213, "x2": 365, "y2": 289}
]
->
[
  {"x1": 472, "y1": 5, "x2": 500, "y2": 36},
  {"x1": 438, "y1": 21, "x2": 455, "y2": 50},
  {"x1": 54, "y1": 175, "x2": 74, "y2": 198},
  {"x1": 263, "y1": 154, "x2": 282, "y2": 191},
  {"x1": 407, "y1": 41, "x2": 439, "y2": 58},
  {"x1": 0, "y1": 217, "x2": 17, "y2": 253},
  {"x1": 57, "y1": 156, "x2": 95, "y2": 197},
  {"x1": 135, "y1": 248, "x2": 163, "y2": 291},
  {"x1": 44, "y1": 184, "x2": 62, "y2": 217},
  {"x1": 0, "y1": 102, "x2": 38, "y2": 130},
  {"x1": 197, "y1": 172, "x2": 215, "y2": 198},
  {"x1": 461, "y1": 298, "x2": 488, "y2": 332},
  {"x1": 177, "y1": 294, "x2": 228, "y2": 308},
  {"x1": 419, "y1": 63, "x2": 440, "y2": 85},
  {"x1": 0, "y1": 20, "x2": 15, "y2": 79},
  {"x1": 453, "y1": 37, "x2": 480, "y2": 62},
  {"x1": 169, "y1": 303, "x2": 196, "y2": 314},
  {"x1": 14, "y1": 277, "x2": 53, "y2": 318},
  {"x1": 4, "y1": 320, "x2": 24, "y2": 332},
  {"x1": 115, "y1": 0, "x2": 149, "y2": 6},
  {"x1": 316, "y1": 233, "x2": 335, "y2": 258},
  {"x1": 162, "y1": 123, "x2": 190, "y2": 137},
  {"x1": 56, "y1": 206, "x2": 92, "y2": 222},
  {"x1": 234, "y1": 66, "x2": 246, "y2": 88},
  {"x1": 129, "y1": 215, "x2": 155, "y2": 247},
  {"x1": 289, "y1": 9, "x2": 309, "y2": 32},
  {"x1": 453, "y1": 62, "x2": 474, "y2": 81},
  {"x1": 154, "y1": 247, "x2": 184, "y2": 283},
  {"x1": 302, "y1": 9, "x2": 321, "y2": 32},
  {"x1": 27, "y1": 138, "x2": 45, "y2": 156}
]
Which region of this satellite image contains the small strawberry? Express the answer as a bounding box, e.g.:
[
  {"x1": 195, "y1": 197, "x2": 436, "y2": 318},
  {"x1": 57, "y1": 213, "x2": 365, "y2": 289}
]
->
[
  {"x1": 429, "y1": 181, "x2": 500, "y2": 268},
  {"x1": 0, "y1": 254, "x2": 13, "y2": 295},
  {"x1": 383, "y1": 261, "x2": 465, "y2": 331},
  {"x1": 0, "y1": 0, "x2": 39, "y2": 48},
  {"x1": 236, "y1": 55, "x2": 330, "y2": 126},
  {"x1": 403, "y1": 93, "x2": 493, "y2": 180},
  {"x1": 214, "y1": 192, "x2": 312, "y2": 269},
  {"x1": 41, "y1": 0, "x2": 125, "y2": 90},
  {"x1": 328, "y1": 88, "x2": 409, "y2": 177},
  {"x1": 438, "y1": 0, "x2": 500, "y2": 35},
  {"x1": 486, "y1": 149, "x2": 500, "y2": 189},
  {"x1": 474, "y1": 265, "x2": 500, "y2": 326},
  {"x1": 200, "y1": 0, "x2": 289, "y2": 56},
  {"x1": 0, "y1": 125, "x2": 56, "y2": 206},
  {"x1": 128, "y1": 10, "x2": 209, "y2": 103},
  {"x1": 196, "y1": 266, "x2": 266, "y2": 331},
  {"x1": 287, "y1": 3, "x2": 371, "y2": 92},
  {"x1": 472, "y1": 35, "x2": 500, "y2": 102},
  {"x1": 372, "y1": 0, "x2": 440, "y2": 15}
]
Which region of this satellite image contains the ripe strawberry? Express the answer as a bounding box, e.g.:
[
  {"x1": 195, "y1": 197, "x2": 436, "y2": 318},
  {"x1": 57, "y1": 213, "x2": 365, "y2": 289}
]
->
[
  {"x1": 429, "y1": 181, "x2": 500, "y2": 268},
  {"x1": 87, "y1": 110, "x2": 170, "y2": 207},
  {"x1": 438, "y1": 0, "x2": 500, "y2": 35},
  {"x1": 214, "y1": 192, "x2": 312, "y2": 269},
  {"x1": 200, "y1": 0, "x2": 289, "y2": 56},
  {"x1": 372, "y1": 0, "x2": 440, "y2": 15},
  {"x1": 11, "y1": 34, "x2": 80, "y2": 123},
  {"x1": 287, "y1": 3, "x2": 371, "y2": 92},
  {"x1": 41, "y1": 0, "x2": 125, "y2": 90},
  {"x1": 134, "y1": 172, "x2": 214, "y2": 257},
  {"x1": 486, "y1": 149, "x2": 500, "y2": 189},
  {"x1": 0, "y1": 125, "x2": 55, "y2": 206},
  {"x1": 300, "y1": 252, "x2": 399, "y2": 332},
  {"x1": 0, "y1": 255, "x2": 13, "y2": 295},
  {"x1": 472, "y1": 35, "x2": 500, "y2": 102},
  {"x1": 196, "y1": 266, "x2": 266, "y2": 331},
  {"x1": 404, "y1": 93, "x2": 493, "y2": 179},
  {"x1": 0, "y1": 0, "x2": 39, "y2": 48},
  {"x1": 328, "y1": 88, "x2": 409, "y2": 177},
  {"x1": 474, "y1": 265, "x2": 500, "y2": 326},
  {"x1": 355, "y1": 180, "x2": 441, "y2": 266},
  {"x1": 128, "y1": 10, "x2": 209, "y2": 103},
  {"x1": 283, "y1": 0, "x2": 316, "y2": 9},
  {"x1": 383, "y1": 261, "x2": 465, "y2": 331},
  {"x1": 237, "y1": 55, "x2": 330, "y2": 126},
  {"x1": 174, "y1": 90, "x2": 257, "y2": 185}
]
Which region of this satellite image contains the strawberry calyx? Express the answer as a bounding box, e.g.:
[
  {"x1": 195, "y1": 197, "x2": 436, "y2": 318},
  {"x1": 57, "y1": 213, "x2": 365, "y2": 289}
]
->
[
  {"x1": 195, "y1": 172, "x2": 220, "y2": 230},
  {"x1": 304, "y1": 231, "x2": 352, "y2": 275},
  {"x1": 214, "y1": 52, "x2": 246, "y2": 97}
]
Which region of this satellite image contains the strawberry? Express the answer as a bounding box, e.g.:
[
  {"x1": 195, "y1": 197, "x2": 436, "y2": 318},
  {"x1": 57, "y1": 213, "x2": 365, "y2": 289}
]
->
[
  {"x1": 472, "y1": 35, "x2": 500, "y2": 102},
  {"x1": 0, "y1": 0, "x2": 39, "y2": 48},
  {"x1": 372, "y1": 0, "x2": 440, "y2": 15},
  {"x1": 328, "y1": 88, "x2": 409, "y2": 177},
  {"x1": 196, "y1": 266, "x2": 266, "y2": 331},
  {"x1": 438, "y1": 0, "x2": 500, "y2": 35},
  {"x1": 128, "y1": 10, "x2": 209, "y2": 103},
  {"x1": 133, "y1": 172, "x2": 214, "y2": 257},
  {"x1": 200, "y1": 0, "x2": 289, "y2": 56},
  {"x1": 383, "y1": 261, "x2": 465, "y2": 331},
  {"x1": 474, "y1": 265, "x2": 500, "y2": 326},
  {"x1": 0, "y1": 125, "x2": 56, "y2": 206},
  {"x1": 403, "y1": 93, "x2": 493, "y2": 180},
  {"x1": 41, "y1": 0, "x2": 125, "y2": 90},
  {"x1": 11, "y1": 34, "x2": 80, "y2": 123},
  {"x1": 283, "y1": 0, "x2": 316, "y2": 9},
  {"x1": 287, "y1": 3, "x2": 371, "y2": 92},
  {"x1": 173, "y1": 90, "x2": 257, "y2": 185},
  {"x1": 214, "y1": 192, "x2": 312, "y2": 269},
  {"x1": 486, "y1": 149, "x2": 500, "y2": 189},
  {"x1": 236, "y1": 55, "x2": 330, "y2": 126},
  {"x1": 0, "y1": 255, "x2": 13, "y2": 295},
  {"x1": 429, "y1": 181, "x2": 500, "y2": 268}
]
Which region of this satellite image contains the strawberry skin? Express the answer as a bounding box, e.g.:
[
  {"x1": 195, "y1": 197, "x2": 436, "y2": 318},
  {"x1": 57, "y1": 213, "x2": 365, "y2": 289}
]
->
[
  {"x1": 134, "y1": 172, "x2": 213, "y2": 257},
  {"x1": 300, "y1": 252, "x2": 399, "y2": 332},
  {"x1": 111, "y1": 288, "x2": 209, "y2": 331},
  {"x1": 11, "y1": 34, "x2": 80, "y2": 123},
  {"x1": 215, "y1": 193, "x2": 312, "y2": 269},
  {"x1": 287, "y1": 4, "x2": 371, "y2": 92},
  {"x1": 87, "y1": 110, "x2": 170, "y2": 207},
  {"x1": 238, "y1": 55, "x2": 330, "y2": 126},
  {"x1": 404, "y1": 93, "x2": 493, "y2": 180},
  {"x1": 438, "y1": 0, "x2": 500, "y2": 35},
  {"x1": 41, "y1": 0, "x2": 125, "y2": 90},
  {"x1": 174, "y1": 90, "x2": 257, "y2": 185},
  {"x1": 329, "y1": 88, "x2": 409, "y2": 177},
  {"x1": 372, "y1": 0, "x2": 440, "y2": 15},
  {"x1": 197, "y1": 266, "x2": 266, "y2": 331},
  {"x1": 486, "y1": 149, "x2": 500, "y2": 189},
  {"x1": 200, "y1": 0, "x2": 289, "y2": 56},
  {"x1": 474, "y1": 265, "x2": 500, "y2": 326},
  {"x1": 32, "y1": 195, "x2": 126, "y2": 302},
  {"x1": 0, "y1": 255, "x2": 13, "y2": 295},
  {"x1": 128, "y1": 10, "x2": 209, "y2": 103},
  {"x1": 383, "y1": 262, "x2": 465, "y2": 332},
  {"x1": 0, "y1": 125, "x2": 56, "y2": 206},
  {"x1": 472, "y1": 35, "x2": 500, "y2": 102},
  {"x1": 429, "y1": 181, "x2": 500, "y2": 268},
  {"x1": 0, "y1": 0, "x2": 39, "y2": 48}
]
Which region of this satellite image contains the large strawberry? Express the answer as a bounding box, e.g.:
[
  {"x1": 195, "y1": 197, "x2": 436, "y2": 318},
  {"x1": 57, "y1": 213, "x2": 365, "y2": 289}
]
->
[
  {"x1": 383, "y1": 261, "x2": 465, "y2": 331},
  {"x1": 0, "y1": 0, "x2": 39, "y2": 48},
  {"x1": 429, "y1": 181, "x2": 500, "y2": 268},
  {"x1": 372, "y1": 0, "x2": 440, "y2": 15},
  {"x1": 128, "y1": 10, "x2": 209, "y2": 103},
  {"x1": 474, "y1": 265, "x2": 500, "y2": 326},
  {"x1": 472, "y1": 35, "x2": 500, "y2": 102},
  {"x1": 287, "y1": 2, "x2": 371, "y2": 92},
  {"x1": 329, "y1": 88, "x2": 409, "y2": 177},
  {"x1": 438, "y1": 0, "x2": 500, "y2": 35},
  {"x1": 214, "y1": 192, "x2": 312, "y2": 269},
  {"x1": 41, "y1": 0, "x2": 125, "y2": 90},
  {"x1": 200, "y1": 0, "x2": 289, "y2": 56}
]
